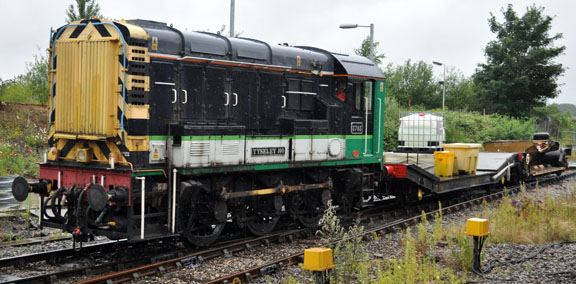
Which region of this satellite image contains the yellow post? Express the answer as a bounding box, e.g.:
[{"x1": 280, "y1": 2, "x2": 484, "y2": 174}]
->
[
  {"x1": 302, "y1": 247, "x2": 335, "y2": 284},
  {"x1": 465, "y1": 218, "x2": 489, "y2": 273}
]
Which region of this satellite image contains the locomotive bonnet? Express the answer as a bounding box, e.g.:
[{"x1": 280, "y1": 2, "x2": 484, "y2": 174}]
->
[{"x1": 14, "y1": 18, "x2": 386, "y2": 246}]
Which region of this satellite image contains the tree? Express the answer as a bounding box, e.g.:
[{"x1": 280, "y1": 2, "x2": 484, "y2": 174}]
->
[
  {"x1": 555, "y1": 103, "x2": 576, "y2": 117},
  {"x1": 25, "y1": 53, "x2": 49, "y2": 103},
  {"x1": 383, "y1": 60, "x2": 440, "y2": 109},
  {"x1": 473, "y1": 4, "x2": 565, "y2": 118},
  {"x1": 444, "y1": 68, "x2": 477, "y2": 111},
  {"x1": 354, "y1": 36, "x2": 385, "y2": 65},
  {"x1": 382, "y1": 96, "x2": 401, "y2": 151},
  {"x1": 66, "y1": 0, "x2": 102, "y2": 23},
  {"x1": 0, "y1": 51, "x2": 49, "y2": 104},
  {"x1": 533, "y1": 104, "x2": 575, "y2": 141}
]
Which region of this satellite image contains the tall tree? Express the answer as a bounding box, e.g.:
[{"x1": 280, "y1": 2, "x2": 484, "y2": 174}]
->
[
  {"x1": 444, "y1": 68, "x2": 477, "y2": 111},
  {"x1": 354, "y1": 36, "x2": 385, "y2": 65},
  {"x1": 533, "y1": 104, "x2": 575, "y2": 140},
  {"x1": 555, "y1": 103, "x2": 576, "y2": 117},
  {"x1": 473, "y1": 4, "x2": 565, "y2": 118},
  {"x1": 0, "y1": 52, "x2": 49, "y2": 104},
  {"x1": 383, "y1": 60, "x2": 440, "y2": 109},
  {"x1": 25, "y1": 53, "x2": 49, "y2": 103},
  {"x1": 66, "y1": 0, "x2": 102, "y2": 23}
]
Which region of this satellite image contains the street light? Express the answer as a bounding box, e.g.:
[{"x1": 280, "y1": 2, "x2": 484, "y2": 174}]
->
[
  {"x1": 433, "y1": 61, "x2": 446, "y2": 113},
  {"x1": 229, "y1": 0, "x2": 235, "y2": 37},
  {"x1": 340, "y1": 23, "x2": 374, "y2": 61}
]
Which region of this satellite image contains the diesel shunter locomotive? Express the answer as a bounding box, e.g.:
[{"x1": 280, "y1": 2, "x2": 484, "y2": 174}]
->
[{"x1": 11, "y1": 19, "x2": 387, "y2": 246}]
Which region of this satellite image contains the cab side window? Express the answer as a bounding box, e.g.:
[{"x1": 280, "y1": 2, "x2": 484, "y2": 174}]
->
[
  {"x1": 354, "y1": 84, "x2": 362, "y2": 112},
  {"x1": 364, "y1": 81, "x2": 373, "y2": 112}
]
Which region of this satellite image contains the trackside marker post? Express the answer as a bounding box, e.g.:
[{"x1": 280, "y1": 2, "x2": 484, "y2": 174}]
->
[
  {"x1": 302, "y1": 247, "x2": 335, "y2": 284},
  {"x1": 465, "y1": 218, "x2": 490, "y2": 273}
]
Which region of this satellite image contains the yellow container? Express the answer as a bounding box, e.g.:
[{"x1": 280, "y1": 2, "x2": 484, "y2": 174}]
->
[
  {"x1": 434, "y1": 151, "x2": 455, "y2": 177},
  {"x1": 442, "y1": 143, "x2": 482, "y2": 175}
]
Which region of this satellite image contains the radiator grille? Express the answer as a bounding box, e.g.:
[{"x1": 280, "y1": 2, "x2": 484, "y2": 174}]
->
[
  {"x1": 222, "y1": 141, "x2": 240, "y2": 156},
  {"x1": 53, "y1": 39, "x2": 119, "y2": 139},
  {"x1": 189, "y1": 142, "x2": 210, "y2": 156}
]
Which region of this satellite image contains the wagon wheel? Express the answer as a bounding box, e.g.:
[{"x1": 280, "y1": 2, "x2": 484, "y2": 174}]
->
[
  {"x1": 244, "y1": 203, "x2": 280, "y2": 236},
  {"x1": 182, "y1": 190, "x2": 226, "y2": 247}
]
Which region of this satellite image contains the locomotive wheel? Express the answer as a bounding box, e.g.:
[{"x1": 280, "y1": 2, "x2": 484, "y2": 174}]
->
[
  {"x1": 288, "y1": 192, "x2": 324, "y2": 228},
  {"x1": 297, "y1": 211, "x2": 323, "y2": 228},
  {"x1": 182, "y1": 190, "x2": 226, "y2": 247},
  {"x1": 244, "y1": 204, "x2": 280, "y2": 236}
]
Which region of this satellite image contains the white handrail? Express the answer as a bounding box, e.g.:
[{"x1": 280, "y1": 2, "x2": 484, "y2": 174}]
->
[
  {"x1": 171, "y1": 89, "x2": 177, "y2": 103},
  {"x1": 182, "y1": 90, "x2": 188, "y2": 104},
  {"x1": 377, "y1": 98, "x2": 382, "y2": 153},
  {"x1": 136, "y1": 176, "x2": 146, "y2": 240},
  {"x1": 364, "y1": 99, "x2": 369, "y2": 154}
]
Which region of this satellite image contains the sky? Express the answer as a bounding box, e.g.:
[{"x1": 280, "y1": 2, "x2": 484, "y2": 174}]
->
[{"x1": 0, "y1": 0, "x2": 574, "y2": 105}]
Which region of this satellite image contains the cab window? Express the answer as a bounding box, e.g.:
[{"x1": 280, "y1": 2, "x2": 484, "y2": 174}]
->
[{"x1": 364, "y1": 81, "x2": 373, "y2": 112}]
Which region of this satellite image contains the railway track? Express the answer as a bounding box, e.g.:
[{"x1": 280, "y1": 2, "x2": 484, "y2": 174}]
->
[
  {"x1": 199, "y1": 170, "x2": 576, "y2": 284},
  {"x1": 0, "y1": 235, "x2": 71, "y2": 249},
  {"x1": 0, "y1": 240, "x2": 129, "y2": 268},
  {"x1": 1, "y1": 170, "x2": 574, "y2": 284},
  {"x1": 0, "y1": 229, "x2": 311, "y2": 284}
]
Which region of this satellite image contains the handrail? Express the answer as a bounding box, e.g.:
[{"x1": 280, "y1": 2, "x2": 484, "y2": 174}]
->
[
  {"x1": 377, "y1": 98, "x2": 382, "y2": 153},
  {"x1": 364, "y1": 99, "x2": 369, "y2": 155}
]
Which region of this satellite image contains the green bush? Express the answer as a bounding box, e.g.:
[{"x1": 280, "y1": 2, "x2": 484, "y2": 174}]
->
[
  {"x1": 383, "y1": 96, "x2": 400, "y2": 151},
  {"x1": 444, "y1": 111, "x2": 535, "y2": 143}
]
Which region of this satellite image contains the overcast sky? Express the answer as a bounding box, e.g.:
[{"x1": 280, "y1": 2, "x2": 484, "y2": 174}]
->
[{"x1": 1, "y1": 0, "x2": 574, "y2": 105}]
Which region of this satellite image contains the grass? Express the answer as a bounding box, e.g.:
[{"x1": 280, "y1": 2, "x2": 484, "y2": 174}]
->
[
  {"x1": 436, "y1": 181, "x2": 576, "y2": 274},
  {"x1": 487, "y1": 182, "x2": 576, "y2": 244}
]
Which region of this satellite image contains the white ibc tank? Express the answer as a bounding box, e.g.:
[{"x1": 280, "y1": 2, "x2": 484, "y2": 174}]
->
[{"x1": 398, "y1": 112, "x2": 446, "y2": 152}]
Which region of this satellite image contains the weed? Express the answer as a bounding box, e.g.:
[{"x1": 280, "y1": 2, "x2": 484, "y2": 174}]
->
[
  {"x1": 315, "y1": 203, "x2": 465, "y2": 283},
  {"x1": 316, "y1": 200, "x2": 345, "y2": 247},
  {"x1": 281, "y1": 276, "x2": 300, "y2": 284},
  {"x1": 432, "y1": 203, "x2": 444, "y2": 244},
  {"x1": 377, "y1": 226, "x2": 465, "y2": 284},
  {"x1": 0, "y1": 144, "x2": 42, "y2": 177},
  {"x1": 489, "y1": 183, "x2": 576, "y2": 243},
  {"x1": 0, "y1": 103, "x2": 47, "y2": 178},
  {"x1": 416, "y1": 212, "x2": 432, "y2": 256}
]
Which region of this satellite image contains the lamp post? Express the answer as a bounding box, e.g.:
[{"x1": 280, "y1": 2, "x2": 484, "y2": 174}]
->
[
  {"x1": 229, "y1": 0, "x2": 235, "y2": 37},
  {"x1": 433, "y1": 61, "x2": 446, "y2": 113},
  {"x1": 340, "y1": 23, "x2": 374, "y2": 61}
]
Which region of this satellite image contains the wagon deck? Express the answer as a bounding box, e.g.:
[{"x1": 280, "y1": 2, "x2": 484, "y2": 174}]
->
[{"x1": 384, "y1": 152, "x2": 518, "y2": 194}]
